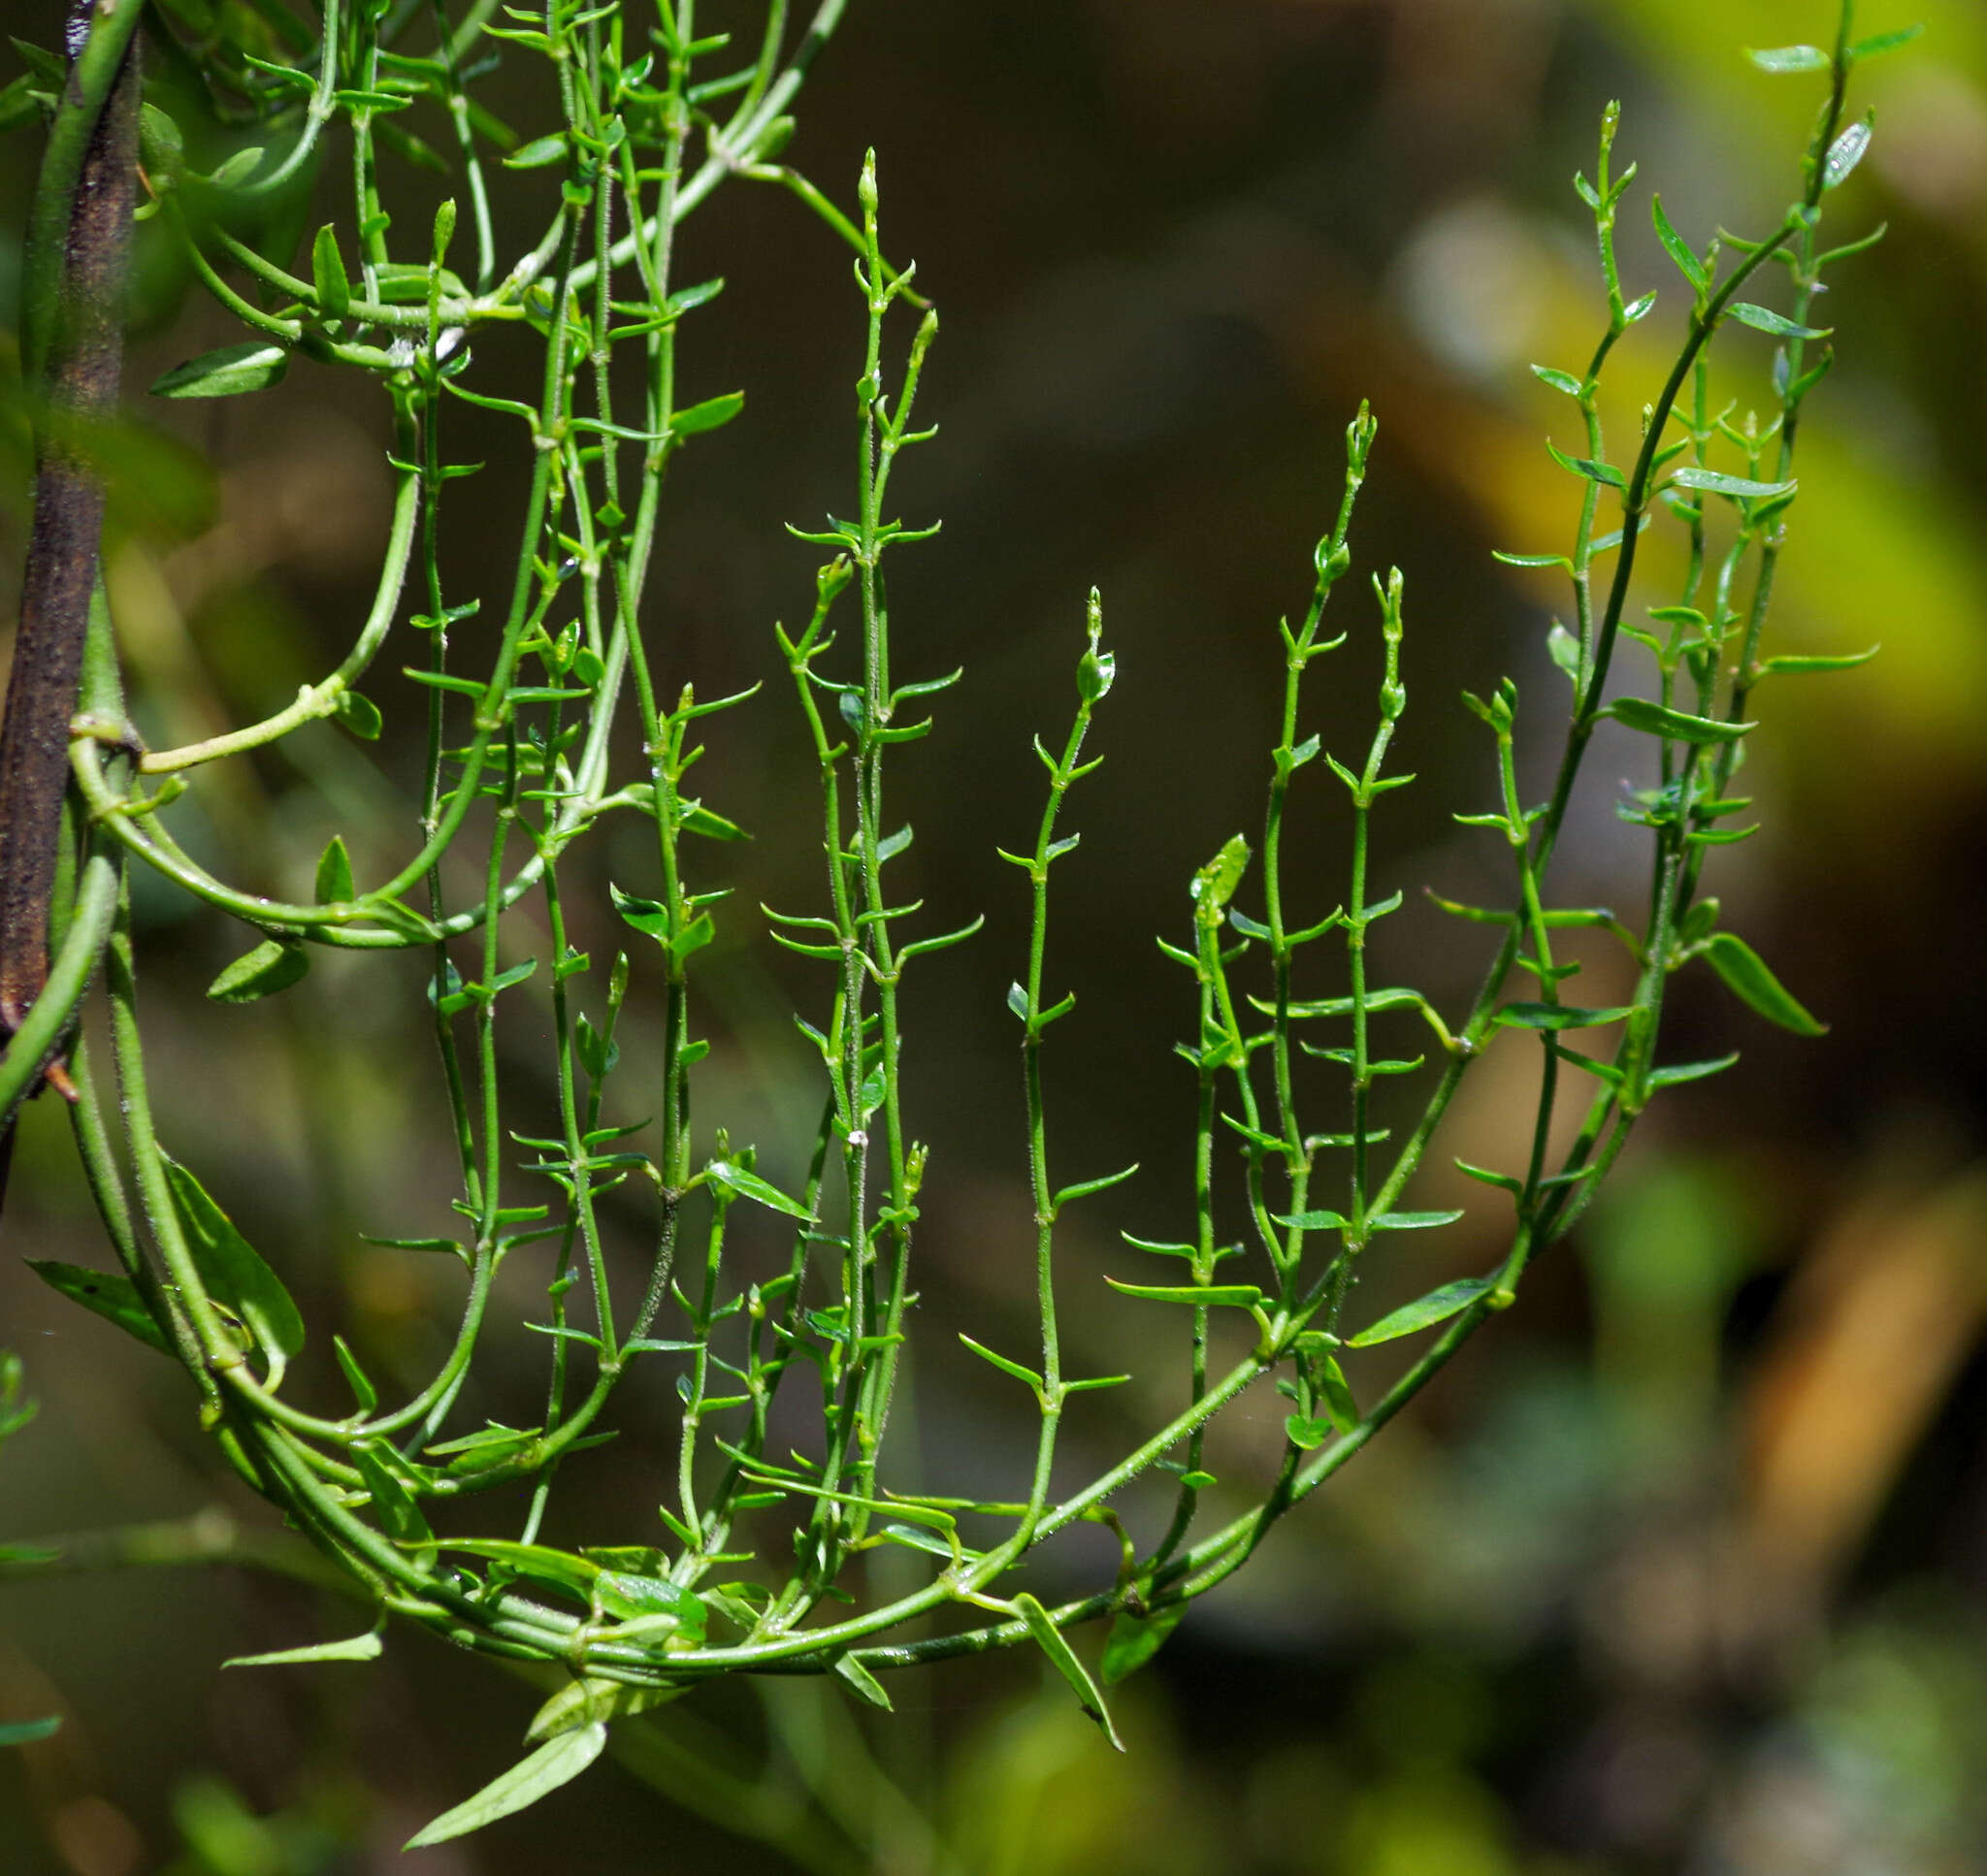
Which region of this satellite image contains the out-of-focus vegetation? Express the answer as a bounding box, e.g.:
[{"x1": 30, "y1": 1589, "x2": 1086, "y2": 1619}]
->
[{"x1": 3, "y1": 0, "x2": 1985, "y2": 1870}]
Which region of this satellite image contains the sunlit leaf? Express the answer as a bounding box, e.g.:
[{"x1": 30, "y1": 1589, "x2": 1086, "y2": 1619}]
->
[
  {"x1": 1700, "y1": 932, "x2": 1826, "y2": 1036},
  {"x1": 1015, "y1": 1593, "x2": 1123, "y2": 1749},
  {"x1": 149, "y1": 343, "x2": 289, "y2": 399},
  {"x1": 405, "y1": 1724, "x2": 607, "y2": 1848},
  {"x1": 1346, "y1": 1277, "x2": 1496, "y2": 1347}
]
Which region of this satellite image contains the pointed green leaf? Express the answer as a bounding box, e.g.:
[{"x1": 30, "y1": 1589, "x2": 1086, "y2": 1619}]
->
[
  {"x1": 705, "y1": 1159, "x2": 812, "y2": 1219},
  {"x1": 1493, "y1": 550, "x2": 1574, "y2": 571},
  {"x1": 333, "y1": 1335, "x2": 377, "y2": 1414},
  {"x1": 1746, "y1": 44, "x2": 1830, "y2": 73},
  {"x1": 26, "y1": 1262, "x2": 169, "y2": 1354},
  {"x1": 503, "y1": 132, "x2": 569, "y2": 169},
  {"x1": 1668, "y1": 467, "x2": 1796, "y2": 501},
  {"x1": 350, "y1": 1445, "x2": 436, "y2": 1551},
  {"x1": 405, "y1": 1723, "x2": 608, "y2": 1849},
  {"x1": 440, "y1": 1539, "x2": 599, "y2": 1600},
  {"x1": 163, "y1": 1157, "x2": 306, "y2": 1386},
  {"x1": 1607, "y1": 696, "x2": 1755, "y2": 745},
  {"x1": 677, "y1": 803, "x2": 747, "y2": 842},
  {"x1": 205, "y1": 146, "x2": 266, "y2": 190},
  {"x1": 832, "y1": 1654, "x2": 894, "y2": 1710},
  {"x1": 1104, "y1": 1278, "x2": 1263, "y2": 1309},
  {"x1": 959, "y1": 1335, "x2": 1043, "y2": 1392},
  {"x1": 207, "y1": 938, "x2": 309, "y2": 1003},
  {"x1": 608, "y1": 883, "x2": 669, "y2": 938},
  {"x1": 1645, "y1": 1052, "x2": 1741, "y2": 1092},
  {"x1": 1101, "y1": 1602, "x2": 1187, "y2": 1684},
  {"x1": 314, "y1": 835, "x2": 354, "y2": 904},
  {"x1": 1700, "y1": 932, "x2": 1826, "y2": 1036},
  {"x1": 593, "y1": 1574, "x2": 706, "y2": 1638},
  {"x1": 1728, "y1": 302, "x2": 1831, "y2": 340},
  {"x1": 1014, "y1": 1593, "x2": 1123, "y2": 1749},
  {"x1": 671, "y1": 392, "x2": 744, "y2": 437},
  {"x1": 1367, "y1": 1210, "x2": 1467, "y2": 1231},
  {"x1": 226, "y1": 1631, "x2": 383, "y2": 1667},
  {"x1": 1847, "y1": 25, "x2": 1923, "y2": 61},
  {"x1": 1495, "y1": 1002, "x2": 1636, "y2": 1030},
  {"x1": 1758, "y1": 646, "x2": 1878, "y2": 675},
  {"x1": 336, "y1": 691, "x2": 382, "y2": 740},
  {"x1": 311, "y1": 224, "x2": 351, "y2": 320},
  {"x1": 1651, "y1": 195, "x2": 1708, "y2": 294},
  {"x1": 1547, "y1": 441, "x2": 1624, "y2": 488},
  {"x1": 0, "y1": 1717, "x2": 61, "y2": 1747},
  {"x1": 149, "y1": 342, "x2": 290, "y2": 400},
  {"x1": 1317, "y1": 1355, "x2": 1358, "y2": 1433},
  {"x1": 1347, "y1": 1277, "x2": 1496, "y2": 1347},
  {"x1": 1823, "y1": 116, "x2": 1873, "y2": 190},
  {"x1": 1190, "y1": 834, "x2": 1251, "y2": 912}
]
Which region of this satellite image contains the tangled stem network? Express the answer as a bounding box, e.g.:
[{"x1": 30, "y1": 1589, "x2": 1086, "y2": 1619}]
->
[{"x1": 0, "y1": 0, "x2": 1903, "y2": 1842}]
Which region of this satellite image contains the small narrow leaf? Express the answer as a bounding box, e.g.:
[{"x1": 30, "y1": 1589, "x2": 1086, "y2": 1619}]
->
[
  {"x1": 405, "y1": 1724, "x2": 608, "y2": 1848},
  {"x1": 1101, "y1": 1602, "x2": 1187, "y2": 1684},
  {"x1": 1015, "y1": 1593, "x2": 1123, "y2": 1749},
  {"x1": 314, "y1": 835, "x2": 354, "y2": 904},
  {"x1": 1367, "y1": 1210, "x2": 1467, "y2": 1232},
  {"x1": 1104, "y1": 1278, "x2": 1263, "y2": 1309},
  {"x1": 1317, "y1": 1355, "x2": 1359, "y2": 1433},
  {"x1": 705, "y1": 1160, "x2": 812, "y2": 1219},
  {"x1": 503, "y1": 132, "x2": 569, "y2": 169},
  {"x1": 1190, "y1": 834, "x2": 1252, "y2": 912},
  {"x1": 1823, "y1": 116, "x2": 1873, "y2": 190},
  {"x1": 311, "y1": 224, "x2": 351, "y2": 320},
  {"x1": 1847, "y1": 25, "x2": 1923, "y2": 61},
  {"x1": 336, "y1": 691, "x2": 382, "y2": 740},
  {"x1": 0, "y1": 1717, "x2": 61, "y2": 1747},
  {"x1": 1668, "y1": 467, "x2": 1797, "y2": 501},
  {"x1": 1758, "y1": 646, "x2": 1878, "y2": 675},
  {"x1": 1493, "y1": 550, "x2": 1574, "y2": 571},
  {"x1": 226, "y1": 1631, "x2": 383, "y2": 1667},
  {"x1": 1495, "y1": 1002, "x2": 1635, "y2": 1031},
  {"x1": 1701, "y1": 932, "x2": 1826, "y2": 1036},
  {"x1": 1608, "y1": 696, "x2": 1755, "y2": 745},
  {"x1": 333, "y1": 1335, "x2": 378, "y2": 1414},
  {"x1": 350, "y1": 1446, "x2": 436, "y2": 1551},
  {"x1": 1746, "y1": 45, "x2": 1830, "y2": 73},
  {"x1": 1651, "y1": 195, "x2": 1709, "y2": 294},
  {"x1": 163, "y1": 1156, "x2": 307, "y2": 1385},
  {"x1": 832, "y1": 1654, "x2": 894, "y2": 1710},
  {"x1": 208, "y1": 938, "x2": 309, "y2": 1003},
  {"x1": 26, "y1": 1262, "x2": 169, "y2": 1354},
  {"x1": 958, "y1": 1335, "x2": 1043, "y2": 1392},
  {"x1": 149, "y1": 343, "x2": 289, "y2": 399},
  {"x1": 1728, "y1": 303, "x2": 1832, "y2": 340},
  {"x1": 1347, "y1": 1277, "x2": 1496, "y2": 1347},
  {"x1": 671, "y1": 392, "x2": 745, "y2": 436},
  {"x1": 1645, "y1": 1052, "x2": 1741, "y2": 1092},
  {"x1": 206, "y1": 146, "x2": 265, "y2": 189}
]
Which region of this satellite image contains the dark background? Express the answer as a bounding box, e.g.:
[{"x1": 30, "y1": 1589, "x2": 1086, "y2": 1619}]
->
[{"x1": 4, "y1": 0, "x2": 1987, "y2": 1870}]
